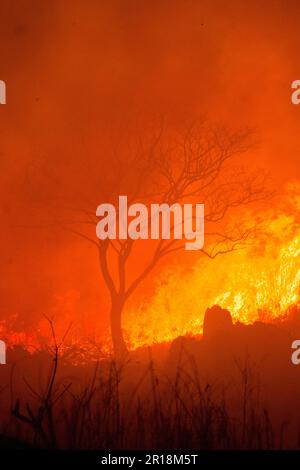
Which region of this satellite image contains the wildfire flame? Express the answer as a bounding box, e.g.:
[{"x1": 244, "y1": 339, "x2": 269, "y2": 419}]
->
[
  {"x1": 1, "y1": 182, "x2": 300, "y2": 360},
  {"x1": 124, "y1": 181, "x2": 300, "y2": 348}
]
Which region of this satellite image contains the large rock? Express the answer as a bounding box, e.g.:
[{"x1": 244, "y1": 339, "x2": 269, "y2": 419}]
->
[{"x1": 203, "y1": 305, "x2": 233, "y2": 339}]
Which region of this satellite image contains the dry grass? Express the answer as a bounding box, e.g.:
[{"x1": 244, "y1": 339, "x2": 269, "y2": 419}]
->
[{"x1": 3, "y1": 341, "x2": 279, "y2": 450}]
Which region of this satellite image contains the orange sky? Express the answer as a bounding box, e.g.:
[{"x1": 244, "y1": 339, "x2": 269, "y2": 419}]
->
[{"x1": 0, "y1": 0, "x2": 300, "y2": 338}]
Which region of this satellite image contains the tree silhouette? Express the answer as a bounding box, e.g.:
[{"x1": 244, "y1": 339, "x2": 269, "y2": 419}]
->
[{"x1": 36, "y1": 119, "x2": 268, "y2": 357}]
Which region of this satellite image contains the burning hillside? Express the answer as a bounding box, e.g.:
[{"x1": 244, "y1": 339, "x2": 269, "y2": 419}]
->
[
  {"x1": 124, "y1": 182, "x2": 300, "y2": 348},
  {"x1": 0, "y1": 183, "x2": 299, "y2": 360}
]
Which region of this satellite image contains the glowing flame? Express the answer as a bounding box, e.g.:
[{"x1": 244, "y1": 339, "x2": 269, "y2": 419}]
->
[
  {"x1": 1, "y1": 182, "x2": 300, "y2": 360},
  {"x1": 124, "y1": 182, "x2": 300, "y2": 348}
]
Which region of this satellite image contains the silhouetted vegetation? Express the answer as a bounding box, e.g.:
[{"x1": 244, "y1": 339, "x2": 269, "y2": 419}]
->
[{"x1": 1, "y1": 306, "x2": 300, "y2": 450}]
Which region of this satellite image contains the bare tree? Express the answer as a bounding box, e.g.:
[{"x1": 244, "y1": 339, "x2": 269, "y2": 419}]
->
[{"x1": 40, "y1": 119, "x2": 268, "y2": 358}]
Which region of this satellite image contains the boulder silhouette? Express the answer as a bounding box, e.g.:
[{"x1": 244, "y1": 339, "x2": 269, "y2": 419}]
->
[{"x1": 203, "y1": 305, "x2": 233, "y2": 339}]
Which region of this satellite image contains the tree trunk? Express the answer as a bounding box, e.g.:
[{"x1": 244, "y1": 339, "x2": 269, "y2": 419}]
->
[{"x1": 110, "y1": 296, "x2": 128, "y2": 358}]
